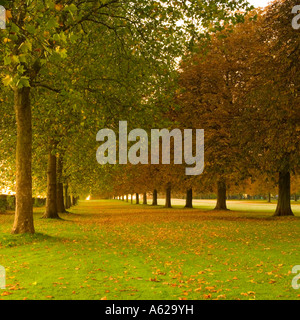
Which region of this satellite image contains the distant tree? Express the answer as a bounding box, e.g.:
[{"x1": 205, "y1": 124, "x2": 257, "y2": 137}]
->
[{"x1": 177, "y1": 16, "x2": 259, "y2": 210}]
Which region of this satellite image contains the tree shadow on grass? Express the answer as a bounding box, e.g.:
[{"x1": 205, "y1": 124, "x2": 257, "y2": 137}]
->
[
  {"x1": 189, "y1": 209, "x2": 300, "y2": 222},
  {"x1": 0, "y1": 232, "x2": 66, "y2": 248}
]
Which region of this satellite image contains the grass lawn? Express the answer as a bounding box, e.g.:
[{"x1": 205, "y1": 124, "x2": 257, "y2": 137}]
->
[{"x1": 0, "y1": 199, "x2": 300, "y2": 300}]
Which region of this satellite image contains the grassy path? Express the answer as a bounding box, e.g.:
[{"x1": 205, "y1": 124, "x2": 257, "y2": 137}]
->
[{"x1": 0, "y1": 200, "x2": 300, "y2": 300}]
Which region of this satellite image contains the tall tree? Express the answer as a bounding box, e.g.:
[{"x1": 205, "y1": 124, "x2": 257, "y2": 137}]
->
[
  {"x1": 236, "y1": 1, "x2": 300, "y2": 216},
  {"x1": 0, "y1": 0, "x2": 253, "y2": 233},
  {"x1": 177, "y1": 17, "x2": 259, "y2": 210}
]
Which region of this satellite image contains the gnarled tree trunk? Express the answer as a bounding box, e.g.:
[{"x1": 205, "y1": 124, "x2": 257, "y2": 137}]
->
[
  {"x1": 12, "y1": 87, "x2": 35, "y2": 234},
  {"x1": 274, "y1": 171, "x2": 294, "y2": 216}
]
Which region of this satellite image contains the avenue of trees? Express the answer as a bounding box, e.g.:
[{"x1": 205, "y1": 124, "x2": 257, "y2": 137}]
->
[
  {"x1": 0, "y1": 0, "x2": 299, "y2": 234},
  {"x1": 103, "y1": 1, "x2": 300, "y2": 215}
]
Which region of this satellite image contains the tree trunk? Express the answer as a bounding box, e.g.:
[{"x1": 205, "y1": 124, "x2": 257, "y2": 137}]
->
[
  {"x1": 267, "y1": 192, "x2": 271, "y2": 203},
  {"x1": 64, "y1": 183, "x2": 70, "y2": 209},
  {"x1": 185, "y1": 188, "x2": 193, "y2": 208},
  {"x1": 165, "y1": 183, "x2": 172, "y2": 208},
  {"x1": 131, "y1": 194, "x2": 133, "y2": 204},
  {"x1": 43, "y1": 146, "x2": 60, "y2": 219},
  {"x1": 143, "y1": 192, "x2": 147, "y2": 205},
  {"x1": 57, "y1": 185, "x2": 65, "y2": 212},
  {"x1": 126, "y1": 194, "x2": 129, "y2": 202},
  {"x1": 214, "y1": 179, "x2": 228, "y2": 210},
  {"x1": 136, "y1": 193, "x2": 139, "y2": 204},
  {"x1": 56, "y1": 156, "x2": 67, "y2": 213},
  {"x1": 152, "y1": 189, "x2": 158, "y2": 206},
  {"x1": 274, "y1": 171, "x2": 294, "y2": 216},
  {"x1": 12, "y1": 87, "x2": 35, "y2": 234}
]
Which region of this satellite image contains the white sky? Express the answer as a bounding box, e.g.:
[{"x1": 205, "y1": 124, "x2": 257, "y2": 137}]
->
[{"x1": 248, "y1": 0, "x2": 272, "y2": 8}]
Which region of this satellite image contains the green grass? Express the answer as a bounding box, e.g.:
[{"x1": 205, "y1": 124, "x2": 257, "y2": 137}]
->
[
  {"x1": 0, "y1": 199, "x2": 300, "y2": 300},
  {"x1": 155, "y1": 198, "x2": 300, "y2": 213}
]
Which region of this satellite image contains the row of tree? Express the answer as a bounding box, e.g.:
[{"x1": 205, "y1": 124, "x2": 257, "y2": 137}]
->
[
  {"x1": 97, "y1": 0, "x2": 300, "y2": 216},
  {"x1": 0, "y1": 0, "x2": 254, "y2": 233}
]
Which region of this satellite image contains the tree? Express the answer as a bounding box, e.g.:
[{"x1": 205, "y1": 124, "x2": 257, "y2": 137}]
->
[
  {"x1": 177, "y1": 16, "x2": 259, "y2": 211},
  {"x1": 43, "y1": 141, "x2": 60, "y2": 219},
  {"x1": 1, "y1": 1, "x2": 81, "y2": 232},
  {"x1": 56, "y1": 154, "x2": 67, "y2": 213},
  {"x1": 0, "y1": 0, "x2": 253, "y2": 233},
  {"x1": 236, "y1": 0, "x2": 300, "y2": 216},
  {"x1": 185, "y1": 188, "x2": 193, "y2": 208}
]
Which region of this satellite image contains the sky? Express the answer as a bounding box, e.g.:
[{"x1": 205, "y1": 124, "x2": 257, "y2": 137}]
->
[{"x1": 248, "y1": 0, "x2": 272, "y2": 8}]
